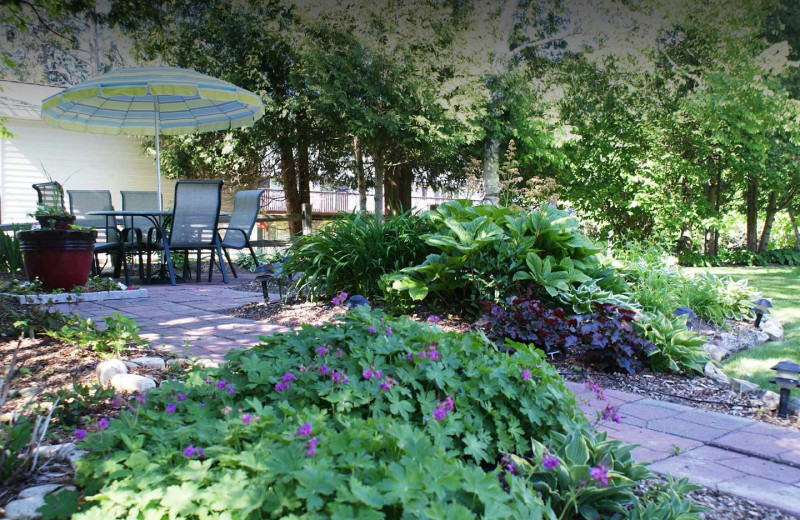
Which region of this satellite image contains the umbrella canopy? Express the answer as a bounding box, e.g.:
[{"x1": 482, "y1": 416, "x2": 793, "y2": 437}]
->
[{"x1": 41, "y1": 66, "x2": 265, "y2": 208}]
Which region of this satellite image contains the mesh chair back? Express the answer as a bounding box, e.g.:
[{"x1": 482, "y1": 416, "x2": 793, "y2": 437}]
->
[
  {"x1": 121, "y1": 191, "x2": 161, "y2": 238},
  {"x1": 68, "y1": 190, "x2": 118, "y2": 243},
  {"x1": 32, "y1": 181, "x2": 65, "y2": 210},
  {"x1": 169, "y1": 180, "x2": 223, "y2": 247},
  {"x1": 222, "y1": 189, "x2": 265, "y2": 249}
]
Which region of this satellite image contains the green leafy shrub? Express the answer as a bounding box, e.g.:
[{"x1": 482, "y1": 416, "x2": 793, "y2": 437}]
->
[
  {"x1": 67, "y1": 308, "x2": 690, "y2": 519},
  {"x1": 47, "y1": 313, "x2": 143, "y2": 355},
  {"x1": 629, "y1": 477, "x2": 706, "y2": 520},
  {"x1": 282, "y1": 211, "x2": 436, "y2": 300},
  {"x1": 0, "y1": 228, "x2": 23, "y2": 274},
  {"x1": 637, "y1": 314, "x2": 709, "y2": 374},
  {"x1": 680, "y1": 247, "x2": 800, "y2": 267},
  {"x1": 234, "y1": 250, "x2": 270, "y2": 272},
  {"x1": 44, "y1": 383, "x2": 116, "y2": 426},
  {"x1": 389, "y1": 201, "x2": 601, "y2": 315},
  {"x1": 620, "y1": 255, "x2": 759, "y2": 325}
]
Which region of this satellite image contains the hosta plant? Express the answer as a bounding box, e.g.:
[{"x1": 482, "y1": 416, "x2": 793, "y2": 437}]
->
[
  {"x1": 637, "y1": 313, "x2": 709, "y2": 375},
  {"x1": 388, "y1": 200, "x2": 601, "y2": 315}
]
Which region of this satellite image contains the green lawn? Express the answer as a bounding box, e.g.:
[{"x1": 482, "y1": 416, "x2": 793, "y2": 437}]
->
[{"x1": 694, "y1": 266, "x2": 800, "y2": 396}]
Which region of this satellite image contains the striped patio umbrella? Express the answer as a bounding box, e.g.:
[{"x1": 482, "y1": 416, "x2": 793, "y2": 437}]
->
[{"x1": 41, "y1": 66, "x2": 265, "y2": 209}]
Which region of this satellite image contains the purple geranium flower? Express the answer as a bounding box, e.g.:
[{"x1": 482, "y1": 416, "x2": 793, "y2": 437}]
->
[
  {"x1": 521, "y1": 368, "x2": 532, "y2": 381},
  {"x1": 97, "y1": 417, "x2": 109, "y2": 430},
  {"x1": 227, "y1": 384, "x2": 235, "y2": 395},
  {"x1": 368, "y1": 326, "x2": 376, "y2": 334},
  {"x1": 433, "y1": 407, "x2": 447, "y2": 420},
  {"x1": 275, "y1": 382, "x2": 286, "y2": 392},
  {"x1": 316, "y1": 346, "x2": 328, "y2": 356},
  {"x1": 406, "y1": 352, "x2": 414, "y2": 361},
  {"x1": 176, "y1": 393, "x2": 186, "y2": 402},
  {"x1": 165, "y1": 403, "x2": 177, "y2": 414},
  {"x1": 385, "y1": 327, "x2": 392, "y2": 335},
  {"x1": 305, "y1": 437, "x2": 318, "y2": 457},
  {"x1": 319, "y1": 364, "x2": 329, "y2": 375},
  {"x1": 135, "y1": 393, "x2": 147, "y2": 405},
  {"x1": 429, "y1": 349, "x2": 440, "y2": 361},
  {"x1": 216, "y1": 380, "x2": 227, "y2": 390},
  {"x1": 297, "y1": 422, "x2": 312, "y2": 437},
  {"x1": 74, "y1": 428, "x2": 87, "y2": 440},
  {"x1": 380, "y1": 380, "x2": 392, "y2": 391},
  {"x1": 183, "y1": 445, "x2": 196, "y2": 458},
  {"x1": 362, "y1": 368, "x2": 373, "y2": 380},
  {"x1": 542, "y1": 455, "x2": 559, "y2": 470},
  {"x1": 428, "y1": 315, "x2": 440, "y2": 324},
  {"x1": 242, "y1": 413, "x2": 252, "y2": 425},
  {"x1": 281, "y1": 372, "x2": 297, "y2": 384},
  {"x1": 590, "y1": 465, "x2": 609, "y2": 487}
]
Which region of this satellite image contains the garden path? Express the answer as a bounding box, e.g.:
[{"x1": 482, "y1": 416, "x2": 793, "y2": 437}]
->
[
  {"x1": 53, "y1": 272, "x2": 289, "y2": 362},
  {"x1": 568, "y1": 381, "x2": 800, "y2": 516}
]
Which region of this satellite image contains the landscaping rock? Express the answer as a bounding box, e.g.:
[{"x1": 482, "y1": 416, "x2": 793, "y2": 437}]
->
[
  {"x1": 759, "y1": 317, "x2": 784, "y2": 341},
  {"x1": 128, "y1": 356, "x2": 166, "y2": 370},
  {"x1": 17, "y1": 386, "x2": 42, "y2": 399},
  {"x1": 121, "y1": 360, "x2": 140, "y2": 370},
  {"x1": 166, "y1": 357, "x2": 191, "y2": 366},
  {"x1": 195, "y1": 358, "x2": 219, "y2": 368},
  {"x1": 702, "y1": 329, "x2": 769, "y2": 362},
  {"x1": 96, "y1": 359, "x2": 128, "y2": 387},
  {"x1": 32, "y1": 442, "x2": 75, "y2": 461},
  {"x1": 4, "y1": 495, "x2": 45, "y2": 519},
  {"x1": 18, "y1": 484, "x2": 63, "y2": 500},
  {"x1": 109, "y1": 374, "x2": 156, "y2": 393},
  {"x1": 704, "y1": 362, "x2": 730, "y2": 385},
  {"x1": 730, "y1": 378, "x2": 760, "y2": 394},
  {"x1": 789, "y1": 397, "x2": 800, "y2": 416},
  {"x1": 68, "y1": 449, "x2": 87, "y2": 471},
  {"x1": 761, "y1": 390, "x2": 780, "y2": 410}
]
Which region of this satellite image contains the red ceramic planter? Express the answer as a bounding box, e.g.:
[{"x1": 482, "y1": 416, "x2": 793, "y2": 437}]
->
[{"x1": 18, "y1": 229, "x2": 97, "y2": 291}]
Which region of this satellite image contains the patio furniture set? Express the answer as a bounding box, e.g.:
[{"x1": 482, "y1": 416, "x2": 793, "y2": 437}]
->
[{"x1": 32, "y1": 180, "x2": 264, "y2": 286}]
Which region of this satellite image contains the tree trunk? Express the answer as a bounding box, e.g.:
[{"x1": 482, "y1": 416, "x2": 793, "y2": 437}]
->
[
  {"x1": 280, "y1": 143, "x2": 302, "y2": 236},
  {"x1": 482, "y1": 136, "x2": 500, "y2": 205},
  {"x1": 399, "y1": 164, "x2": 413, "y2": 212},
  {"x1": 703, "y1": 168, "x2": 721, "y2": 256},
  {"x1": 354, "y1": 136, "x2": 366, "y2": 212},
  {"x1": 758, "y1": 191, "x2": 778, "y2": 253},
  {"x1": 789, "y1": 205, "x2": 800, "y2": 248},
  {"x1": 373, "y1": 145, "x2": 384, "y2": 224},
  {"x1": 384, "y1": 164, "x2": 399, "y2": 214},
  {"x1": 297, "y1": 139, "x2": 310, "y2": 208},
  {"x1": 745, "y1": 175, "x2": 759, "y2": 253},
  {"x1": 383, "y1": 163, "x2": 413, "y2": 214}
]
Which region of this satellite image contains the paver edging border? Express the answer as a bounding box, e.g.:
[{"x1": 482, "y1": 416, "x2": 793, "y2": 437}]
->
[{"x1": 1, "y1": 288, "x2": 148, "y2": 305}]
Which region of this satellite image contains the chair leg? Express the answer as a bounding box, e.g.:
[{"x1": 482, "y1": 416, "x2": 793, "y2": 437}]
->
[
  {"x1": 182, "y1": 251, "x2": 190, "y2": 280},
  {"x1": 224, "y1": 248, "x2": 238, "y2": 278},
  {"x1": 208, "y1": 248, "x2": 214, "y2": 282},
  {"x1": 137, "y1": 248, "x2": 145, "y2": 283},
  {"x1": 248, "y1": 244, "x2": 259, "y2": 267},
  {"x1": 215, "y1": 240, "x2": 228, "y2": 284},
  {"x1": 261, "y1": 280, "x2": 269, "y2": 301},
  {"x1": 196, "y1": 250, "x2": 202, "y2": 282},
  {"x1": 164, "y1": 245, "x2": 177, "y2": 286},
  {"x1": 121, "y1": 246, "x2": 131, "y2": 286}
]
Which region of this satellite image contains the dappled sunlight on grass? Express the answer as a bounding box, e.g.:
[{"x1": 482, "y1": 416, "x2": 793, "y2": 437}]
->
[{"x1": 698, "y1": 266, "x2": 800, "y2": 396}]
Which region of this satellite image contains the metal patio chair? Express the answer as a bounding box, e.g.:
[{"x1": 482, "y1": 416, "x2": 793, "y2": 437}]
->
[
  {"x1": 67, "y1": 190, "x2": 124, "y2": 278},
  {"x1": 146, "y1": 180, "x2": 227, "y2": 286},
  {"x1": 220, "y1": 189, "x2": 265, "y2": 278},
  {"x1": 120, "y1": 191, "x2": 162, "y2": 284},
  {"x1": 32, "y1": 181, "x2": 65, "y2": 210}
]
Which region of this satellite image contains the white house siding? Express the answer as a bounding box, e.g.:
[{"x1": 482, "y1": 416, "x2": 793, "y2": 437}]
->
[{"x1": 0, "y1": 119, "x2": 174, "y2": 224}]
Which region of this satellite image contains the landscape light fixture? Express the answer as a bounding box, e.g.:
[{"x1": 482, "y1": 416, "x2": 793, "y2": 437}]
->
[
  {"x1": 753, "y1": 298, "x2": 773, "y2": 329},
  {"x1": 770, "y1": 360, "x2": 800, "y2": 419}
]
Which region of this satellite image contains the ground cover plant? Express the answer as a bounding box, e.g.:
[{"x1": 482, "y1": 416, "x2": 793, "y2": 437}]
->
[
  {"x1": 64, "y1": 306, "x2": 700, "y2": 519},
  {"x1": 282, "y1": 210, "x2": 436, "y2": 301}
]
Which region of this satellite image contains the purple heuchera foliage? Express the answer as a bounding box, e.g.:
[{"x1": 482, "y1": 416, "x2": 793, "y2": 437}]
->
[{"x1": 590, "y1": 465, "x2": 609, "y2": 486}]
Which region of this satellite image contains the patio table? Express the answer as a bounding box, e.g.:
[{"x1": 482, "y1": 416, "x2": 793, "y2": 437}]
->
[{"x1": 87, "y1": 210, "x2": 229, "y2": 284}]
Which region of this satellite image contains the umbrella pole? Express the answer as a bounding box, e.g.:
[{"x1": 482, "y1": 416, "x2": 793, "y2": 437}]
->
[{"x1": 154, "y1": 95, "x2": 163, "y2": 210}]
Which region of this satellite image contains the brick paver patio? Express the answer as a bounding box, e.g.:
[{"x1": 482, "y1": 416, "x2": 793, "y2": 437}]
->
[
  {"x1": 55, "y1": 277, "x2": 800, "y2": 515},
  {"x1": 568, "y1": 381, "x2": 800, "y2": 515}
]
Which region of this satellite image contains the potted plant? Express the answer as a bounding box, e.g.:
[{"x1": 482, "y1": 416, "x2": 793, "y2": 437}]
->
[{"x1": 19, "y1": 205, "x2": 96, "y2": 292}]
